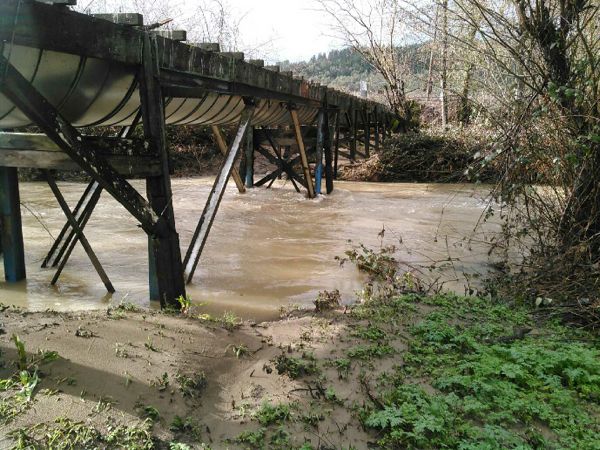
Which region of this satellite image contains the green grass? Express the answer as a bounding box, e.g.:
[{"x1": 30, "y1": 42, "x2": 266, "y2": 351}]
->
[{"x1": 355, "y1": 293, "x2": 600, "y2": 449}]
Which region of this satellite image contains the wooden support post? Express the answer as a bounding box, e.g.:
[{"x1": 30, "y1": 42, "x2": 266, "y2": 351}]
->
[
  {"x1": 351, "y1": 109, "x2": 358, "y2": 161},
  {"x1": 365, "y1": 111, "x2": 371, "y2": 158},
  {"x1": 334, "y1": 112, "x2": 340, "y2": 179},
  {"x1": 0, "y1": 167, "x2": 26, "y2": 282},
  {"x1": 374, "y1": 109, "x2": 380, "y2": 153},
  {"x1": 140, "y1": 32, "x2": 186, "y2": 307},
  {"x1": 211, "y1": 125, "x2": 246, "y2": 193},
  {"x1": 183, "y1": 103, "x2": 255, "y2": 284},
  {"x1": 46, "y1": 173, "x2": 114, "y2": 293},
  {"x1": 289, "y1": 108, "x2": 316, "y2": 199},
  {"x1": 315, "y1": 109, "x2": 326, "y2": 196},
  {"x1": 324, "y1": 110, "x2": 334, "y2": 194},
  {"x1": 244, "y1": 127, "x2": 254, "y2": 188}
]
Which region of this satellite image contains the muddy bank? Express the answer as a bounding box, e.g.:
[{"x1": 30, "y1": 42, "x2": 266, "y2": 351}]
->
[{"x1": 1, "y1": 288, "x2": 599, "y2": 449}]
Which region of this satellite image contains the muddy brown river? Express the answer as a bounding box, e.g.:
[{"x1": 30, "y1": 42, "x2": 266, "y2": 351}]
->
[{"x1": 0, "y1": 179, "x2": 495, "y2": 320}]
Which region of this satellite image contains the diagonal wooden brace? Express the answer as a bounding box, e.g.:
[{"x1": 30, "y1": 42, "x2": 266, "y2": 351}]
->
[
  {"x1": 44, "y1": 180, "x2": 103, "y2": 269},
  {"x1": 289, "y1": 108, "x2": 316, "y2": 198},
  {"x1": 45, "y1": 172, "x2": 114, "y2": 293},
  {"x1": 183, "y1": 102, "x2": 256, "y2": 284},
  {"x1": 0, "y1": 55, "x2": 159, "y2": 234},
  {"x1": 211, "y1": 125, "x2": 246, "y2": 193}
]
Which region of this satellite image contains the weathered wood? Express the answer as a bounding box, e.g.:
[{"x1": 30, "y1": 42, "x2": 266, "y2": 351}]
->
[
  {"x1": 139, "y1": 33, "x2": 186, "y2": 307},
  {"x1": 196, "y1": 43, "x2": 220, "y2": 52},
  {"x1": 93, "y1": 13, "x2": 144, "y2": 26},
  {"x1": 42, "y1": 180, "x2": 97, "y2": 268},
  {"x1": 50, "y1": 182, "x2": 103, "y2": 284},
  {"x1": 290, "y1": 109, "x2": 316, "y2": 199},
  {"x1": 245, "y1": 127, "x2": 254, "y2": 188},
  {"x1": 324, "y1": 110, "x2": 334, "y2": 194},
  {"x1": 211, "y1": 126, "x2": 246, "y2": 193},
  {"x1": 0, "y1": 167, "x2": 26, "y2": 282},
  {"x1": 152, "y1": 30, "x2": 187, "y2": 41},
  {"x1": 374, "y1": 108, "x2": 380, "y2": 153},
  {"x1": 333, "y1": 111, "x2": 341, "y2": 179},
  {"x1": 0, "y1": 0, "x2": 392, "y2": 118},
  {"x1": 46, "y1": 173, "x2": 114, "y2": 293},
  {"x1": 315, "y1": 110, "x2": 326, "y2": 196},
  {"x1": 365, "y1": 111, "x2": 371, "y2": 158},
  {"x1": 183, "y1": 103, "x2": 255, "y2": 284},
  {"x1": 0, "y1": 56, "x2": 160, "y2": 233},
  {"x1": 220, "y1": 52, "x2": 244, "y2": 60}
]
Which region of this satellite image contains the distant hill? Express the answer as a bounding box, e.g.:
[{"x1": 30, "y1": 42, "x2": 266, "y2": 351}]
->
[{"x1": 279, "y1": 45, "x2": 428, "y2": 99}]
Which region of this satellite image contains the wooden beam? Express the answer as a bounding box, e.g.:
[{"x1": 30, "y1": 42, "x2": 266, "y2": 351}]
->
[
  {"x1": 333, "y1": 111, "x2": 341, "y2": 179},
  {"x1": 315, "y1": 109, "x2": 326, "y2": 196},
  {"x1": 0, "y1": 167, "x2": 26, "y2": 282},
  {"x1": 290, "y1": 108, "x2": 315, "y2": 198},
  {"x1": 42, "y1": 180, "x2": 97, "y2": 268},
  {"x1": 211, "y1": 125, "x2": 246, "y2": 193},
  {"x1": 46, "y1": 173, "x2": 114, "y2": 293},
  {"x1": 244, "y1": 127, "x2": 254, "y2": 188},
  {"x1": 151, "y1": 30, "x2": 187, "y2": 41},
  {"x1": 93, "y1": 13, "x2": 144, "y2": 26},
  {"x1": 183, "y1": 103, "x2": 255, "y2": 284}
]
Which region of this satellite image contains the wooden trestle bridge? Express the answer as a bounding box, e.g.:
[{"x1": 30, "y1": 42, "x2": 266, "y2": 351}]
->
[{"x1": 0, "y1": 0, "x2": 394, "y2": 308}]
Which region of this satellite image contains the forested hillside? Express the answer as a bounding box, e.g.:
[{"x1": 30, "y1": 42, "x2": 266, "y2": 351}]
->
[{"x1": 279, "y1": 45, "x2": 427, "y2": 96}]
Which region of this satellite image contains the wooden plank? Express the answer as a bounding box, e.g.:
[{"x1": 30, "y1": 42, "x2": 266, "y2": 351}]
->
[
  {"x1": 211, "y1": 126, "x2": 245, "y2": 193},
  {"x1": 183, "y1": 103, "x2": 255, "y2": 284},
  {"x1": 0, "y1": 167, "x2": 26, "y2": 282},
  {"x1": 0, "y1": 149, "x2": 161, "y2": 177},
  {"x1": 152, "y1": 30, "x2": 187, "y2": 41},
  {"x1": 290, "y1": 108, "x2": 315, "y2": 198},
  {"x1": 93, "y1": 13, "x2": 144, "y2": 26}
]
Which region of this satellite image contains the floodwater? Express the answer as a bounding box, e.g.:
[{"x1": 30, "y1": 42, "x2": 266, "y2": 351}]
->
[{"x1": 0, "y1": 178, "x2": 496, "y2": 321}]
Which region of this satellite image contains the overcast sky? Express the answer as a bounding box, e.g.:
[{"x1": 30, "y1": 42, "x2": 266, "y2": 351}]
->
[
  {"x1": 226, "y1": 0, "x2": 341, "y2": 62},
  {"x1": 79, "y1": 0, "x2": 344, "y2": 62}
]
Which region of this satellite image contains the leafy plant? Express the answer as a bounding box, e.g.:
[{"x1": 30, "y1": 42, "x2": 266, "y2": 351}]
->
[{"x1": 274, "y1": 353, "x2": 319, "y2": 379}]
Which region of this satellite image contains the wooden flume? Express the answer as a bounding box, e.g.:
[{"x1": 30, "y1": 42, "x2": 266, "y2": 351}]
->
[{"x1": 0, "y1": 0, "x2": 393, "y2": 308}]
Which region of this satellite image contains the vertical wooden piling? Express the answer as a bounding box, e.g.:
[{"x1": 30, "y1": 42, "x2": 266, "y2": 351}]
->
[
  {"x1": 333, "y1": 111, "x2": 340, "y2": 179},
  {"x1": 324, "y1": 109, "x2": 335, "y2": 194},
  {"x1": 315, "y1": 109, "x2": 325, "y2": 196},
  {"x1": 365, "y1": 110, "x2": 371, "y2": 158},
  {"x1": 245, "y1": 127, "x2": 254, "y2": 188},
  {"x1": 0, "y1": 167, "x2": 26, "y2": 282},
  {"x1": 351, "y1": 109, "x2": 358, "y2": 161},
  {"x1": 374, "y1": 108, "x2": 381, "y2": 153},
  {"x1": 140, "y1": 33, "x2": 186, "y2": 307}
]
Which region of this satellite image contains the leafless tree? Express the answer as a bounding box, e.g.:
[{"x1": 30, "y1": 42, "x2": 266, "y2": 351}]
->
[{"x1": 316, "y1": 0, "x2": 421, "y2": 127}]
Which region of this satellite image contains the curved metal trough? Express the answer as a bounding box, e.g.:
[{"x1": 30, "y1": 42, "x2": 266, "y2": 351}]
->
[
  {"x1": 0, "y1": 0, "x2": 394, "y2": 308},
  {"x1": 0, "y1": 46, "x2": 316, "y2": 129}
]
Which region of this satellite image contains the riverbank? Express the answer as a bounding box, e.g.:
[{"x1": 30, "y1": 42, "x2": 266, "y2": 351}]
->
[{"x1": 1, "y1": 287, "x2": 599, "y2": 449}]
